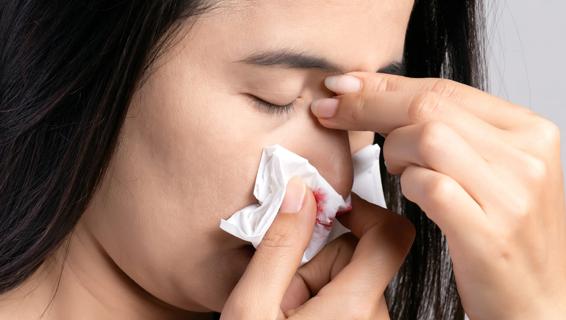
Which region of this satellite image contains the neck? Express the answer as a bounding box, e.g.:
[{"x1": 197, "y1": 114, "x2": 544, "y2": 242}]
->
[{"x1": 0, "y1": 220, "x2": 214, "y2": 320}]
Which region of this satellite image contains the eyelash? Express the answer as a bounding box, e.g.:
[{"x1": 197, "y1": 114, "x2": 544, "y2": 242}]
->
[{"x1": 249, "y1": 95, "x2": 295, "y2": 115}]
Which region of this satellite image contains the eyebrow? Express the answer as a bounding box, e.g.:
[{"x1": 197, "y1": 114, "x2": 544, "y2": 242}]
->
[{"x1": 234, "y1": 48, "x2": 405, "y2": 75}]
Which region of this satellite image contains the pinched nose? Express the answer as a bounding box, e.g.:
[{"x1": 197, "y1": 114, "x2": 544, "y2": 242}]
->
[{"x1": 289, "y1": 128, "x2": 354, "y2": 200}]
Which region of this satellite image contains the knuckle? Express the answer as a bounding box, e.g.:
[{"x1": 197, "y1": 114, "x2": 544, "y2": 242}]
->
[
  {"x1": 350, "y1": 93, "x2": 367, "y2": 124},
  {"x1": 521, "y1": 153, "x2": 548, "y2": 184},
  {"x1": 425, "y1": 174, "x2": 458, "y2": 203},
  {"x1": 430, "y1": 78, "x2": 458, "y2": 98},
  {"x1": 533, "y1": 117, "x2": 561, "y2": 148},
  {"x1": 417, "y1": 121, "x2": 449, "y2": 162},
  {"x1": 367, "y1": 75, "x2": 392, "y2": 92},
  {"x1": 513, "y1": 195, "x2": 532, "y2": 219},
  {"x1": 260, "y1": 228, "x2": 295, "y2": 249},
  {"x1": 408, "y1": 92, "x2": 443, "y2": 123},
  {"x1": 502, "y1": 189, "x2": 532, "y2": 221}
]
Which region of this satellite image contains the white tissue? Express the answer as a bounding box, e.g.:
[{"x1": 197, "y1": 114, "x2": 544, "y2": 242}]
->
[{"x1": 219, "y1": 143, "x2": 386, "y2": 264}]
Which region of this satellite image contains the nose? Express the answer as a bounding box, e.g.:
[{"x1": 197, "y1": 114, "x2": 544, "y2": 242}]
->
[
  {"x1": 272, "y1": 103, "x2": 354, "y2": 199},
  {"x1": 293, "y1": 121, "x2": 354, "y2": 198}
]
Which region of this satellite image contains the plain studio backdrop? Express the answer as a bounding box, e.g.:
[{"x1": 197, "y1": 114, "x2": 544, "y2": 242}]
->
[{"x1": 485, "y1": 1, "x2": 566, "y2": 182}]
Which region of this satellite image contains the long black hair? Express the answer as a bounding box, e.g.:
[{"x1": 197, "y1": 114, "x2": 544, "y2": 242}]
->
[
  {"x1": 379, "y1": 1, "x2": 487, "y2": 319},
  {"x1": 0, "y1": 1, "x2": 486, "y2": 319}
]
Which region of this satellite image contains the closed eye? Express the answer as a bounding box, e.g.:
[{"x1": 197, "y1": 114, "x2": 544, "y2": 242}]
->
[{"x1": 247, "y1": 94, "x2": 296, "y2": 115}]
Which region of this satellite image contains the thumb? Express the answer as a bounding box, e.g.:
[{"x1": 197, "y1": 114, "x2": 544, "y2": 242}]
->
[{"x1": 221, "y1": 176, "x2": 317, "y2": 319}]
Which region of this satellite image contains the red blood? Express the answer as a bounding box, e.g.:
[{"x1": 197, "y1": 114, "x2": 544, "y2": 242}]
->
[
  {"x1": 312, "y1": 188, "x2": 348, "y2": 229},
  {"x1": 313, "y1": 188, "x2": 326, "y2": 215},
  {"x1": 313, "y1": 188, "x2": 333, "y2": 229},
  {"x1": 316, "y1": 217, "x2": 334, "y2": 229}
]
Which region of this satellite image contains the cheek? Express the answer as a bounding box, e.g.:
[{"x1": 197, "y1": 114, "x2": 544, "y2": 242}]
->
[
  {"x1": 83, "y1": 82, "x2": 271, "y2": 311},
  {"x1": 126, "y1": 71, "x2": 269, "y2": 229}
]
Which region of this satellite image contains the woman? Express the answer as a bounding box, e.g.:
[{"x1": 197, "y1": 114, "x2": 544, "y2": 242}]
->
[{"x1": 1, "y1": 0, "x2": 564, "y2": 319}]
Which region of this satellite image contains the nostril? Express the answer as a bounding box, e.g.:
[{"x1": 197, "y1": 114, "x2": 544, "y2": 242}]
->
[{"x1": 291, "y1": 126, "x2": 354, "y2": 200}]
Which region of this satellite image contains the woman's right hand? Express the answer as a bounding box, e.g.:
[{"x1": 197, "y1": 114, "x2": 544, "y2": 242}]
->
[{"x1": 221, "y1": 176, "x2": 415, "y2": 319}]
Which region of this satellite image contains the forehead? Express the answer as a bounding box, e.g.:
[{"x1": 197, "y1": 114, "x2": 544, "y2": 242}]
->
[{"x1": 183, "y1": 0, "x2": 414, "y2": 73}]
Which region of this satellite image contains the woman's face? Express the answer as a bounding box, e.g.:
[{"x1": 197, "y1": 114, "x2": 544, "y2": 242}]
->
[{"x1": 81, "y1": 0, "x2": 413, "y2": 313}]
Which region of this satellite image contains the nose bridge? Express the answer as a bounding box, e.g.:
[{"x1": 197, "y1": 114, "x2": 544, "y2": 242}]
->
[{"x1": 266, "y1": 73, "x2": 354, "y2": 198}]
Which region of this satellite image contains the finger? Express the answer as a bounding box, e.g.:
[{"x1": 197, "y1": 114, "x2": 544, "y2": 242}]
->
[
  {"x1": 291, "y1": 194, "x2": 415, "y2": 319},
  {"x1": 322, "y1": 71, "x2": 534, "y2": 130},
  {"x1": 311, "y1": 87, "x2": 540, "y2": 170},
  {"x1": 331, "y1": 193, "x2": 415, "y2": 293},
  {"x1": 281, "y1": 232, "x2": 358, "y2": 313},
  {"x1": 317, "y1": 76, "x2": 552, "y2": 166},
  {"x1": 287, "y1": 295, "x2": 390, "y2": 320},
  {"x1": 382, "y1": 120, "x2": 509, "y2": 218},
  {"x1": 221, "y1": 176, "x2": 317, "y2": 319},
  {"x1": 314, "y1": 88, "x2": 513, "y2": 146},
  {"x1": 399, "y1": 165, "x2": 490, "y2": 245},
  {"x1": 384, "y1": 120, "x2": 534, "y2": 225}
]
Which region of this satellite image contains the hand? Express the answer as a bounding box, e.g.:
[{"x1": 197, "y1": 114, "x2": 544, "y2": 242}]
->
[
  {"x1": 310, "y1": 71, "x2": 566, "y2": 319},
  {"x1": 221, "y1": 176, "x2": 415, "y2": 319}
]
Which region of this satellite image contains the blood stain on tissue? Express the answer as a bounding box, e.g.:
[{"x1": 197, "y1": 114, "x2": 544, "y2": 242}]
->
[
  {"x1": 313, "y1": 188, "x2": 326, "y2": 214},
  {"x1": 313, "y1": 188, "x2": 334, "y2": 229}
]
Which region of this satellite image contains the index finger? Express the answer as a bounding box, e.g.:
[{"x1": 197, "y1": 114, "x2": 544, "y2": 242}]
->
[{"x1": 313, "y1": 71, "x2": 533, "y2": 132}]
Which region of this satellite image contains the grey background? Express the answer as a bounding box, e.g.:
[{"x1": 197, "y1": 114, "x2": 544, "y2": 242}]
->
[{"x1": 485, "y1": 1, "x2": 566, "y2": 180}]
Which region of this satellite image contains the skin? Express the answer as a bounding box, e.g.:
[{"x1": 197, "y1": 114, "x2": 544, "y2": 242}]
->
[
  {"x1": 221, "y1": 181, "x2": 415, "y2": 319},
  {"x1": 0, "y1": 1, "x2": 415, "y2": 319},
  {"x1": 3, "y1": 1, "x2": 563, "y2": 319},
  {"x1": 309, "y1": 72, "x2": 566, "y2": 318}
]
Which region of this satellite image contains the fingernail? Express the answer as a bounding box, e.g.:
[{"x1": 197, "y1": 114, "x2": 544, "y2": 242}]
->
[
  {"x1": 324, "y1": 74, "x2": 362, "y2": 93},
  {"x1": 311, "y1": 98, "x2": 339, "y2": 118},
  {"x1": 280, "y1": 176, "x2": 306, "y2": 214}
]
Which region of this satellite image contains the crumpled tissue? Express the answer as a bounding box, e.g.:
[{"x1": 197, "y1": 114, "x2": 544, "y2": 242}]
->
[{"x1": 219, "y1": 143, "x2": 386, "y2": 264}]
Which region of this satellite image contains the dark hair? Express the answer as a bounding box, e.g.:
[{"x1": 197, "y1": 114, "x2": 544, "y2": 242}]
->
[
  {"x1": 378, "y1": 1, "x2": 487, "y2": 319},
  {"x1": 0, "y1": 1, "x2": 486, "y2": 319}
]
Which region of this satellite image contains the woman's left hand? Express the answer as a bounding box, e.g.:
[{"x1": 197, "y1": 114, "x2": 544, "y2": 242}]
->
[{"x1": 310, "y1": 71, "x2": 566, "y2": 319}]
